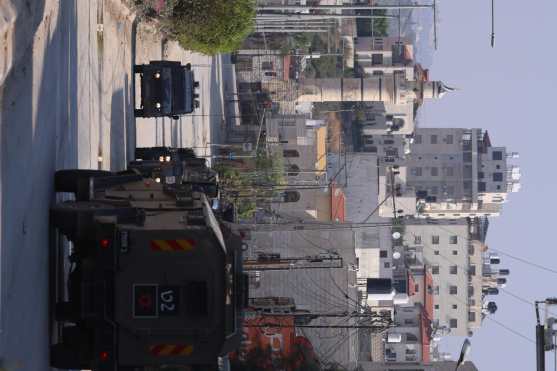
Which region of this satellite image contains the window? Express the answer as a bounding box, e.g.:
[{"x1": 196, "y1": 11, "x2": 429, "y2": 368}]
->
[
  {"x1": 478, "y1": 182, "x2": 486, "y2": 192},
  {"x1": 478, "y1": 171, "x2": 485, "y2": 179},
  {"x1": 469, "y1": 312, "x2": 477, "y2": 322},
  {"x1": 282, "y1": 191, "x2": 300, "y2": 203},
  {"x1": 435, "y1": 304, "x2": 440, "y2": 310},
  {"x1": 445, "y1": 134, "x2": 454, "y2": 144},
  {"x1": 452, "y1": 250, "x2": 458, "y2": 255},
  {"x1": 496, "y1": 164, "x2": 501, "y2": 169},
  {"x1": 430, "y1": 135, "x2": 438, "y2": 144},
  {"x1": 468, "y1": 246, "x2": 475, "y2": 255},
  {"x1": 434, "y1": 250, "x2": 440, "y2": 255},
  {"x1": 496, "y1": 185, "x2": 501, "y2": 190},
  {"x1": 264, "y1": 71, "x2": 277, "y2": 77},
  {"x1": 432, "y1": 235, "x2": 440, "y2": 245},
  {"x1": 261, "y1": 61, "x2": 274, "y2": 70},
  {"x1": 468, "y1": 286, "x2": 475, "y2": 296},
  {"x1": 371, "y1": 53, "x2": 384, "y2": 65},
  {"x1": 384, "y1": 262, "x2": 391, "y2": 268},
  {"x1": 434, "y1": 286, "x2": 440, "y2": 295},
  {"x1": 452, "y1": 304, "x2": 458, "y2": 309},
  {"x1": 414, "y1": 235, "x2": 422, "y2": 244},
  {"x1": 414, "y1": 135, "x2": 422, "y2": 144},
  {"x1": 450, "y1": 319, "x2": 458, "y2": 328},
  {"x1": 492, "y1": 151, "x2": 503, "y2": 160},
  {"x1": 432, "y1": 265, "x2": 440, "y2": 275},
  {"x1": 450, "y1": 265, "x2": 458, "y2": 275},
  {"x1": 468, "y1": 264, "x2": 476, "y2": 276},
  {"x1": 383, "y1": 139, "x2": 395, "y2": 145},
  {"x1": 380, "y1": 250, "x2": 388, "y2": 258},
  {"x1": 443, "y1": 167, "x2": 454, "y2": 176},
  {"x1": 449, "y1": 236, "x2": 458, "y2": 244},
  {"x1": 493, "y1": 172, "x2": 503, "y2": 181},
  {"x1": 450, "y1": 286, "x2": 458, "y2": 295},
  {"x1": 286, "y1": 164, "x2": 300, "y2": 176},
  {"x1": 282, "y1": 150, "x2": 299, "y2": 158},
  {"x1": 415, "y1": 284, "x2": 419, "y2": 293},
  {"x1": 411, "y1": 167, "x2": 422, "y2": 176},
  {"x1": 463, "y1": 152, "x2": 472, "y2": 162},
  {"x1": 431, "y1": 167, "x2": 439, "y2": 176}
]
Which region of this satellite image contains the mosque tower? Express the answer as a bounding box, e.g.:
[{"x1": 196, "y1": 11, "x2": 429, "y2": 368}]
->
[{"x1": 295, "y1": 74, "x2": 454, "y2": 104}]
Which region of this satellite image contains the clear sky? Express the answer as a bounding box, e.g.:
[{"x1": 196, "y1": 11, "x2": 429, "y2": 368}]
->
[{"x1": 418, "y1": 0, "x2": 557, "y2": 369}]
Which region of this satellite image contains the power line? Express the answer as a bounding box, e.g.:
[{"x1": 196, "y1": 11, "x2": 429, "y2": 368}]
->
[{"x1": 485, "y1": 315, "x2": 536, "y2": 344}]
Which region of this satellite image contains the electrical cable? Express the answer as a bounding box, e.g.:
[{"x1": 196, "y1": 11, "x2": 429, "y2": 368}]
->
[{"x1": 484, "y1": 315, "x2": 536, "y2": 344}]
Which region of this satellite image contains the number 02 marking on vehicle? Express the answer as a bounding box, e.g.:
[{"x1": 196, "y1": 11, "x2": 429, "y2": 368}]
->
[{"x1": 159, "y1": 286, "x2": 179, "y2": 316}]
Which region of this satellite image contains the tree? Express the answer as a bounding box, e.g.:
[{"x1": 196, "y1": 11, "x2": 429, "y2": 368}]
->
[{"x1": 162, "y1": 0, "x2": 255, "y2": 55}]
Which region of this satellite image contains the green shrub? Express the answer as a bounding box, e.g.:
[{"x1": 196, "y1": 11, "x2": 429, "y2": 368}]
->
[{"x1": 170, "y1": 0, "x2": 256, "y2": 55}]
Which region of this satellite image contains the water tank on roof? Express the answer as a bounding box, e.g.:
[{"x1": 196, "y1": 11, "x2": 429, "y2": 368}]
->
[
  {"x1": 366, "y1": 278, "x2": 396, "y2": 301},
  {"x1": 387, "y1": 333, "x2": 403, "y2": 343},
  {"x1": 486, "y1": 288, "x2": 500, "y2": 295},
  {"x1": 487, "y1": 301, "x2": 498, "y2": 314},
  {"x1": 490, "y1": 255, "x2": 501, "y2": 265}
]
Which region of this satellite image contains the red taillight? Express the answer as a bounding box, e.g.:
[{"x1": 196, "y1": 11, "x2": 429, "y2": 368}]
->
[
  {"x1": 100, "y1": 239, "x2": 110, "y2": 249},
  {"x1": 99, "y1": 351, "x2": 109, "y2": 361}
]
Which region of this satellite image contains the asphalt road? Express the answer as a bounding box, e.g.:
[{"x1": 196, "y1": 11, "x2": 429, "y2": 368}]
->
[{"x1": 0, "y1": 1, "x2": 232, "y2": 369}]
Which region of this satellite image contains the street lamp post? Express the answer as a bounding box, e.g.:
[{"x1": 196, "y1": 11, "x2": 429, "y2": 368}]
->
[{"x1": 455, "y1": 339, "x2": 472, "y2": 371}]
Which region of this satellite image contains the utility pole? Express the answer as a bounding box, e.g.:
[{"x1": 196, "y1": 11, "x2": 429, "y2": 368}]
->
[{"x1": 534, "y1": 298, "x2": 557, "y2": 371}]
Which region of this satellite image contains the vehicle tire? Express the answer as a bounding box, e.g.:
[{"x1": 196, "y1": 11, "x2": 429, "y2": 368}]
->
[
  {"x1": 50, "y1": 343, "x2": 81, "y2": 370},
  {"x1": 172, "y1": 115, "x2": 180, "y2": 121},
  {"x1": 185, "y1": 63, "x2": 192, "y2": 70},
  {"x1": 51, "y1": 201, "x2": 115, "y2": 241},
  {"x1": 133, "y1": 64, "x2": 145, "y2": 73},
  {"x1": 193, "y1": 81, "x2": 200, "y2": 88},
  {"x1": 134, "y1": 108, "x2": 144, "y2": 117},
  {"x1": 55, "y1": 169, "x2": 112, "y2": 193}
]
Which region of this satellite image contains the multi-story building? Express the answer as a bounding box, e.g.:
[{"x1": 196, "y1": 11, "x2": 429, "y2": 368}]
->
[
  {"x1": 354, "y1": 36, "x2": 415, "y2": 79},
  {"x1": 379, "y1": 128, "x2": 521, "y2": 219},
  {"x1": 264, "y1": 114, "x2": 346, "y2": 222},
  {"x1": 402, "y1": 219, "x2": 508, "y2": 337}
]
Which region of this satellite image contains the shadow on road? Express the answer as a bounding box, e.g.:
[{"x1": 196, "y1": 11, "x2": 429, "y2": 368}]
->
[{"x1": 0, "y1": 1, "x2": 78, "y2": 368}]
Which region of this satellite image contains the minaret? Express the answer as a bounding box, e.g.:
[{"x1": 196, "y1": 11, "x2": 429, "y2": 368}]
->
[{"x1": 296, "y1": 74, "x2": 453, "y2": 104}]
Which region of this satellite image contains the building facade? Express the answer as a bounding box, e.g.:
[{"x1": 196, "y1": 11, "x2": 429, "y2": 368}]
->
[{"x1": 379, "y1": 128, "x2": 521, "y2": 219}]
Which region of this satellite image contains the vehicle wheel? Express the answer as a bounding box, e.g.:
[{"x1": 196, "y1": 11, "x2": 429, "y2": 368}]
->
[
  {"x1": 133, "y1": 64, "x2": 145, "y2": 73},
  {"x1": 172, "y1": 115, "x2": 180, "y2": 121},
  {"x1": 185, "y1": 63, "x2": 192, "y2": 70},
  {"x1": 193, "y1": 81, "x2": 200, "y2": 88},
  {"x1": 55, "y1": 169, "x2": 112, "y2": 194},
  {"x1": 51, "y1": 201, "x2": 115, "y2": 241},
  {"x1": 134, "y1": 108, "x2": 144, "y2": 117},
  {"x1": 50, "y1": 343, "x2": 81, "y2": 370}
]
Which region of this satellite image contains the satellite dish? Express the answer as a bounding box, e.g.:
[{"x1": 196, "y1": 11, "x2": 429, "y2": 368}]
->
[
  {"x1": 392, "y1": 232, "x2": 401, "y2": 240},
  {"x1": 393, "y1": 252, "x2": 401, "y2": 260}
]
